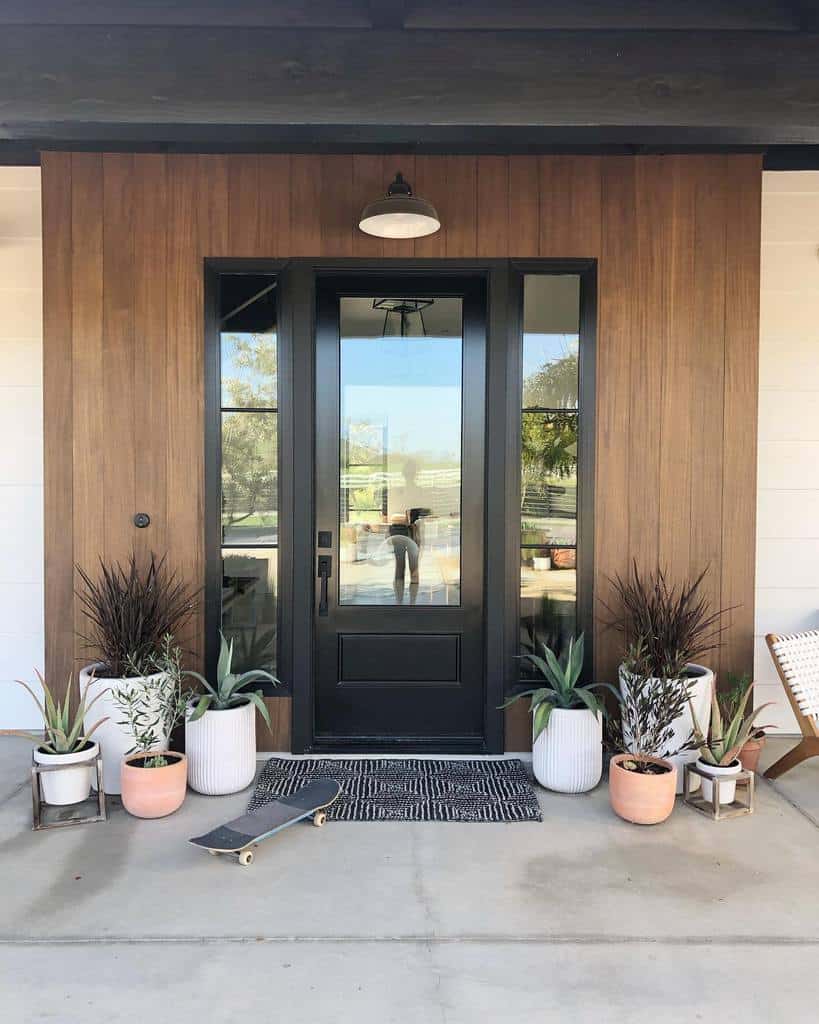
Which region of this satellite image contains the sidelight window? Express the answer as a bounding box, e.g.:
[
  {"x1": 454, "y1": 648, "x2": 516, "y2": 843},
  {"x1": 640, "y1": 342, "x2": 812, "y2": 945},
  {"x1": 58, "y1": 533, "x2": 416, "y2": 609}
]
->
[
  {"x1": 216, "y1": 275, "x2": 279, "y2": 675},
  {"x1": 519, "y1": 275, "x2": 580, "y2": 676}
]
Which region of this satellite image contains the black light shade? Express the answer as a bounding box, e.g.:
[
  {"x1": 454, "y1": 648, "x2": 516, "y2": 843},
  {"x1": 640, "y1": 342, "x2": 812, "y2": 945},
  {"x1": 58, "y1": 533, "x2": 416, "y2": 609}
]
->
[{"x1": 358, "y1": 172, "x2": 441, "y2": 239}]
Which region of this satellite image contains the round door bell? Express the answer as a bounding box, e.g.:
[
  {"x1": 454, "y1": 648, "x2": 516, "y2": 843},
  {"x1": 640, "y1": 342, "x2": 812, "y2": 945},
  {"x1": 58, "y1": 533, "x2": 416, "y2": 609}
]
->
[{"x1": 133, "y1": 512, "x2": 151, "y2": 529}]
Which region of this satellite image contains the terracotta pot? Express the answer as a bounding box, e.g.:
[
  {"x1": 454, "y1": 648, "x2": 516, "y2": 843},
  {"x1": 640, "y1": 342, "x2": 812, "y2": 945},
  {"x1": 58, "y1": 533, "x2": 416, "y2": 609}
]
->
[
  {"x1": 739, "y1": 736, "x2": 766, "y2": 774},
  {"x1": 608, "y1": 753, "x2": 677, "y2": 825},
  {"x1": 121, "y1": 751, "x2": 187, "y2": 818}
]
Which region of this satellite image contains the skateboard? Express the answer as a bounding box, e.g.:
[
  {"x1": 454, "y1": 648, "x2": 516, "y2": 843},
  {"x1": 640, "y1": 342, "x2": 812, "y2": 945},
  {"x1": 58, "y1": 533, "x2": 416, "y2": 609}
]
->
[{"x1": 189, "y1": 779, "x2": 341, "y2": 866}]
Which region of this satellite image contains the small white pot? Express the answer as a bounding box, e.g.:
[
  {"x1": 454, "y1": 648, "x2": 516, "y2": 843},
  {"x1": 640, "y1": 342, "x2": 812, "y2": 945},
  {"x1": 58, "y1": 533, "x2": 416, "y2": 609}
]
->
[
  {"x1": 619, "y1": 664, "x2": 713, "y2": 794},
  {"x1": 185, "y1": 699, "x2": 257, "y2": 795},
  {"x1": 33, "y1": 742, "x2": 99, "y2": 805},
  {"x1": 697, "y1": 758, "x2": 741, "y2": 805},
  {"x1": 532, "y1": 556, "x2": 552, "y2": 571},
  {"x1": 80, "y1": 664, "x2": 168, "y2": 795},
  {"x1": 532, "y1": 706, "x2": 602, "y2": 794}
]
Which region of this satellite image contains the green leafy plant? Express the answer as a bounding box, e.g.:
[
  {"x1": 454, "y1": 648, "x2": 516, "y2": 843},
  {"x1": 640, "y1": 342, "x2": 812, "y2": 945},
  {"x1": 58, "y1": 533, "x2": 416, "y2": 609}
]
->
[
  {"x1": 184, "y1": 631, "x2": 279, "y2": 728},
  {"x1": 112, "y1": 635, "x2": 191, "y2": 768},
  {"x1": 602, "y1": 563, "x2": 731, "y2": 680},
  {"x1": 9, "y1": 671, "x2": 108, "y2": 754},
  {"x1": 75, "y1": 552, "x2": 198, "y2": 678},
  {"x1": 502, "y1": 634, "x2": 617, "y2": 740},
  {"x1": 608, "y1": 671, "x2": 697, "y2": 774},
  {"x1": 689, "y1": 683, "x2": 775, "y2": 767}
]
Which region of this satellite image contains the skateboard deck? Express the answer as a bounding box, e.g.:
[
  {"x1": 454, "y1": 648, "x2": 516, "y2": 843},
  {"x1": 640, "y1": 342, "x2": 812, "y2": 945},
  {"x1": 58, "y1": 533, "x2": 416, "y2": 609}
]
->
[{"x1": 189, "y1": 779, "x2": 341, "y2": 865}]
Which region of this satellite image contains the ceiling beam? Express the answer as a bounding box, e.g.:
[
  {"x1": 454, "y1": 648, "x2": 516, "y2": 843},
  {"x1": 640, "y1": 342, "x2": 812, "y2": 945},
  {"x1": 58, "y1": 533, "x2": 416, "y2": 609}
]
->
[{"x1": 0, "y1": 27, "x2": 817, "y2": 142}]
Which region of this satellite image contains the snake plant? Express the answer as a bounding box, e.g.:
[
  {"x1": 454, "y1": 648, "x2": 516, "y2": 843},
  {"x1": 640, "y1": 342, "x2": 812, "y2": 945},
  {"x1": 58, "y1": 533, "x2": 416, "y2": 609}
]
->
[
  {"x1": 502, "y1": 634, "x2": 618, "y2": 740},
  {"x1": 689, "y1": 682, "x2": 774, "y2": 767},
  {"x1": 185, "y1": 632, "x2": 279, "y2": 727},
  {"x1": 9, "y1": 671, "x2": 108, "y2": 754}
]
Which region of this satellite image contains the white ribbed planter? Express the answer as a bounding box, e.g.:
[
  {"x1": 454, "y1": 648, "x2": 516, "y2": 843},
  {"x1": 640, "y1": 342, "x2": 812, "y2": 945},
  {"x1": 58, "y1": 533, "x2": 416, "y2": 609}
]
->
[
  {"x1": 80, "y1": 664, "x2": 168, "y2": 796},
  {"x1": 697, "y1": 758, "x2": 741, "y2": 805},
  {"x1": 619, "y1": 663, "x2": 713, "y2": 795},
  {"x1": 33, "y1": 742, "x2": 99, "y2": 805},
  {"x1": 185, "y1": 700, "x2": 257, "y2": 795},
  {"x1": 532, "y1": 707, "x2": 602, "y2": 794}
]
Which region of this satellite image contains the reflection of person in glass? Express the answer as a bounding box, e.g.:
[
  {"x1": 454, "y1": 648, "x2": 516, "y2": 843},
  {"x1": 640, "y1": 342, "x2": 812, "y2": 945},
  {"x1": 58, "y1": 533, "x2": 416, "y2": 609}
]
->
[{"x1": 386, "y1": 457, "x2": 430, "y2": 586}]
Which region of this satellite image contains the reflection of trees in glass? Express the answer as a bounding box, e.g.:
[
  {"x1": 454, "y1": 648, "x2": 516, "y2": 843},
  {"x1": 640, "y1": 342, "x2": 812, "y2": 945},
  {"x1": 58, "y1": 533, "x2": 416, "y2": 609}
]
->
[
  {"x1": 222, "y1": 414, "x2": 277, "y2": 529},
  {"x1": 222, "y1": 331, "x2": 277, "y2": 407},
  {"x1": 521, "y1": 593, "x2": 576, "y2": 670},
  {"x1": 521, "y1": 412, "x2": 577, "y2": 510},
  {"x1": 523, "y1": 351, "x2": 577, "y2": 410}
]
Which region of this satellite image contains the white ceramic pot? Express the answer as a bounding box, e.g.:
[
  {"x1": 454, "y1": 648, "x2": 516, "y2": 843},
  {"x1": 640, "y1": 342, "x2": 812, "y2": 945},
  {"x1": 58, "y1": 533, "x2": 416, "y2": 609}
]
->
[
  {"x1": 33, "y1": 742, "x2": 99, "y2": 805},
  {"x1": 532, "y1": 706, "x2": 602, "y2": 793},
  {"x1": 532, "y1": 556, "x2": 552, "y2": 571},
  {"x1": 697, "y1": 758, "x2": 741, "y2": 805},
  {"x1": 619, "y1": 663, "x2": 713, "y2": 794},
  {"x1": 80, "y1": 664, "x2": 168, "y2": 795},
  {"x1": 185, "y1": 699, "x2": 257, "y2": 795}
]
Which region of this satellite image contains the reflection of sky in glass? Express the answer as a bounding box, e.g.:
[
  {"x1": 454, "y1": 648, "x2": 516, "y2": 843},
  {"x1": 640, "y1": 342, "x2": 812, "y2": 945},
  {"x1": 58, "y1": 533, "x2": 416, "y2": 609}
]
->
[
  {"x1": 341, "y1": 336, "x2": 462, "y2": 462},
  {"x1": 522, "y1": 333, "x2": 579, "y2": 379}
]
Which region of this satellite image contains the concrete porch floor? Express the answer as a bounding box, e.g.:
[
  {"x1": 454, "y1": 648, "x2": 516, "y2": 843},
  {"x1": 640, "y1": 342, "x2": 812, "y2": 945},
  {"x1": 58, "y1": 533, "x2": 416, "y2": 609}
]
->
[{"x1": 1, "y1": 737, "x2": 818, "y2": 1023}]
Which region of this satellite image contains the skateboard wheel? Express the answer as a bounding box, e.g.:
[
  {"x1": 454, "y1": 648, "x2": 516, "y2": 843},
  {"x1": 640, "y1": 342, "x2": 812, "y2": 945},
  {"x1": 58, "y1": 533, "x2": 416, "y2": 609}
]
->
[
  {"x1": 239, "y1": 850, "x2": 254, "y2": 866},
  {"x1": 313, "y1": 811, "x2": 327, "y2": 828}
]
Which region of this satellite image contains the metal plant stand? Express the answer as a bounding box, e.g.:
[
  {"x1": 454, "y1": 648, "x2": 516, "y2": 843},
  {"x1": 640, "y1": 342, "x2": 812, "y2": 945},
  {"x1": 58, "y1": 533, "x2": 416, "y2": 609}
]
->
[
  {"x1": 30, "y1": 752, "x2": 107, "y2": 831},
  {"x1": 683, "y1": 762, "x2": 754, "y2": 821}
]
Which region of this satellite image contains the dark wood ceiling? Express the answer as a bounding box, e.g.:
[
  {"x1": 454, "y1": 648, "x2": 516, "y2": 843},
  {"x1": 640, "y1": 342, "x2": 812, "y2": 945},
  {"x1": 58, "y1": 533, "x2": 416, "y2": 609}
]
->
[{"x1": 1, "y1": 1, "x2": 818, "y2": 155}]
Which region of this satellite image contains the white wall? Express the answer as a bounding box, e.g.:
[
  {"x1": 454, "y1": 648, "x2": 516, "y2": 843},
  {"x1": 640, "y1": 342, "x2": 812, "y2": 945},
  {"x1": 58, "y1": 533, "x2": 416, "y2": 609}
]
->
[
  {"x1": 0, "y1": 167, "x2": 43, "y2": 728},
  {"x1": 755, "y1": 171, "x2": 819, "y2": 732}
]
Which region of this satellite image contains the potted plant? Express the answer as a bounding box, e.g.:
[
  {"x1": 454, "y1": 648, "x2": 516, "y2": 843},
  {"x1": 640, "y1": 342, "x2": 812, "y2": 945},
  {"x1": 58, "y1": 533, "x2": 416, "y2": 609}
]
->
[
  {"x1": 503, "y1": 634, "x2": 615, "y2": 793},
  {"x1": 113, "y1": 636, "x2": 190, "y2": 818},
  {"x1": 604, "y1": 563, "x2": 730, "y2": 792},
  {"x1": 689, "y1": 683, "x2": 774, "y2": 804},
  {"x1": 721, "y1": 673, "x2": 771, "y2": 773},
  {"x1": 76, "y1": 552, "x2": 197, "y2": 795},
  {"x1": 608, "y1": 672, "x2": 696, "y2": 825},
  {"x1": 9, "y1": 672, "x2": 108, "y2": 805},
  {"x1": 532, "y1": 550, "x2": 552, "y2": 572},
  {"x1": 183, "y1": 631, "x2": 280, "y2": 795}
]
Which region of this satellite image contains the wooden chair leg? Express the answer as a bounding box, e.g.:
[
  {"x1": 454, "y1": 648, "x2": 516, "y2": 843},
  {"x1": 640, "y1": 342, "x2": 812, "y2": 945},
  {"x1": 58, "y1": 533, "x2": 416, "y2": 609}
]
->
[{"x1": 764, "y1": 738, "x2": 819, "y2": 780}]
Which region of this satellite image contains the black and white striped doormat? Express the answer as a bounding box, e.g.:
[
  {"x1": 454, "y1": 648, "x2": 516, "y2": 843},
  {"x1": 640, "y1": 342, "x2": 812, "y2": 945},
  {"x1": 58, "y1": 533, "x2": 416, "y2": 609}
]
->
[{"x1": 248, "y1": 757, "x2": 542, "y2": 822}]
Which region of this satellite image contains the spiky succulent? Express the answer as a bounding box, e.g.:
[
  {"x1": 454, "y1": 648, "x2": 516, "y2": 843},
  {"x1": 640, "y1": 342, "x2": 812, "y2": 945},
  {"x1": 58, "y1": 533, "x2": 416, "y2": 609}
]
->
[
  {"x1": 9, "y1": 671, "x2": 108, "y2": 754},
  {"x1": 185, "y1": 632, "x2": 279, "y2": 727},
  {"x1": 502, "y1": 635, "x2": 618, "y2": 740},
  {"x1": 689, "y1": 682, "x2": 774, "y2": 767}
]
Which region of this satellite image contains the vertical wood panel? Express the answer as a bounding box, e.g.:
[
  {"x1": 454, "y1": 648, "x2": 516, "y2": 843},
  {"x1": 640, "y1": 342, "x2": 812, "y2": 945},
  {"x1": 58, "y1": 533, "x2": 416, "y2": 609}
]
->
[
  {"x1": 412, "y1": 155, "x2": 446, "y2": 258},
  {"x1": 101, "y1": 153, "x2": 136, "y2": 567},
  {"x1": 595, "y1": 157, "x2": 637, "y2": 679},
  {"x1": 258, "y1": 154, "x2": 292, "y2": 257},
  {"x1": 508, "y1": 156, "x2": 539, "y2": 257},
  {"x1": 444, "y1": 155, "x2": 477, "y2": 258},
  {"x1": 687, "y1": 157, "x2": 728, "y2": 676},
  {"x1": 539, "y1": 156, "x2": 602, "y2": 258},
  {"x1": 351, "y1": 154, "x2": 385, "y2": 258},
  {"x1": 132, "y1": 155, "x2": 169, "y2": 565},
  {"x1": 42, "y1": 152, "x2": 74, "y2": 692},
  {"x1": 227, "y1": 154, "x2": 261, "y2": 256},
  {"x1": 721, "y1": 155, "x2": 762, "y2": 678},
  {"x1": 166, "y1": 155, "x2": 204, "y2": 663},
  {"x1": 320, "y1": 154, "x2": 355, "y2": 257},
  {"x1": 476, "y1": 156, "x2": 509, "y2": 257},
  {"x1": 69, "y1": 153, "x2": 104, "y2": 667},
  {"x1": 201, "y1": 154, "x2": 230, "y2": 258},
  {"x1": 289, "y1": 155, "x2": 322, "y2": 255}
]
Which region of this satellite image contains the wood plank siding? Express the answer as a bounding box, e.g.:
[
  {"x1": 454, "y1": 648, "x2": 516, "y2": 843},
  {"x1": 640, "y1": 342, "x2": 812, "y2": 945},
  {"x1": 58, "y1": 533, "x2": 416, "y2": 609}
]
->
[{"x1": 41, "y1": 153, "x2": 762, "y2": 752}]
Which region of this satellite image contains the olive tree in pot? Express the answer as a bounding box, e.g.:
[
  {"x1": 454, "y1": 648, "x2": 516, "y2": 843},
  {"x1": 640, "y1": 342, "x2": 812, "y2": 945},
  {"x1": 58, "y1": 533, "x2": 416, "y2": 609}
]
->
[
  {"x1": 10, "y1": 672, "x2": 108, "y2": 805},
  {"x1": 604, "y1": 563, "x2": 730, "y2": 793},
  {"x1": 689, "y1": 683, "x2": 774, "y2": 804},
  {"x1": 503, "y1": 635, "x2": 616, "y2": 793},
  {"x1": 183, "y1": 632, "x2": 280, "y2": 795},
  {"x1": 608, "y1": 673, "x2": 696, "y2": 825},
  {"x1": 76, "y1": 552, "x2": 197, "y2": 795},
  {"x1": 113, "y1": 637, "x2": 191, "y2": 818}
]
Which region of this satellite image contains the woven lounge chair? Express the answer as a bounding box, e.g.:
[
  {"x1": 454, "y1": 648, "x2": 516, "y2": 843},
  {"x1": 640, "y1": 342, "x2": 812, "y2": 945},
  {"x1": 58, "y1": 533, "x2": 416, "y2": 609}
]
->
[{"x1": 764, "y1": 631, "x2": 819, "y2": 780}]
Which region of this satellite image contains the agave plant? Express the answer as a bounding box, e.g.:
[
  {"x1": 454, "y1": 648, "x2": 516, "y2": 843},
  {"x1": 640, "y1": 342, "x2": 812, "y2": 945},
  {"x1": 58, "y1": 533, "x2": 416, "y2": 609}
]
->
[
  {"x1": 9, "y1": 671, "x2": 108, "y2": 754},
  {"x1": 502, "y1": 634, "x2": 618, "y2": 740},
  {"x1": 689, "y1": 682, "x2": 774, "y2": 767},
  {"x1": 185, "y1": 632, "x2": 280, "y2": 727}
]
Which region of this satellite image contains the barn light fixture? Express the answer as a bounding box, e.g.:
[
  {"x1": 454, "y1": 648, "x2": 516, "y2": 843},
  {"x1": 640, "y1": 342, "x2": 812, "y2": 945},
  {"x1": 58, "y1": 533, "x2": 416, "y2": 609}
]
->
[{"x1": 358, "y1": 172, "x2": 440, "y2": 239}]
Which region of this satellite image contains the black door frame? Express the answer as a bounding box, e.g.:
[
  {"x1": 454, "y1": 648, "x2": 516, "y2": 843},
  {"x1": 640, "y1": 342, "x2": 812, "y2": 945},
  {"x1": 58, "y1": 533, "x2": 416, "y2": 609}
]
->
[{"x1": 204, "y1": 257, "x2": 596, "y2": 754}]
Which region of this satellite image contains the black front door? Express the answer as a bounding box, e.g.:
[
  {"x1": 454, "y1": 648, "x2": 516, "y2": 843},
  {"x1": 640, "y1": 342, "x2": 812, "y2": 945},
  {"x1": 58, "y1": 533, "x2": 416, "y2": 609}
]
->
[{"x1": 314, "y1": 274, "x2": 487, "y2": 749}]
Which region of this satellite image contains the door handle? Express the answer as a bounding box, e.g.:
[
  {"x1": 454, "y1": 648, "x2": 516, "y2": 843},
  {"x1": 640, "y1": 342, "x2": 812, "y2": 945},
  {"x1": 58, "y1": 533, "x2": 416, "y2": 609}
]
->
[{"x1": 317, "y1": 554, "x2": 332, "y2": 617}]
